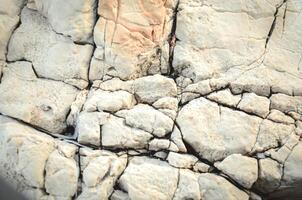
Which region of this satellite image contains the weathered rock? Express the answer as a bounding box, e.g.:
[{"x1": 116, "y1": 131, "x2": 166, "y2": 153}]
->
[
  {"x1": 177, "y1": 97, "x2": 262, "y2": 162},
  {"x1": 90, "y1": 0, "x2": 176, "y2": 80},
  {"x1": 7, "y1": 7, "x2": 93, "y2": 89},
  {"x1": 267, "y1": 109, "x2": 295, "y2": 124},
  {"x1": 198, "y1": 173, "x2": 249, "y2": 200},
  {"x1": 215, "y1": 154, "x2": 258, "y2": 189},
  {"x1": 101, "y1": 116, "x2": 152, "y2": 149},
  {"x1": 0, "y1": 61, "x2": 79, "y2": 133},
  {"x1": 237, "y1": 93, "x2": 270, "y2": 118},
  {"x1": 270, "y1": 94, "x2": 302, "y2": 115},
  {"x1": 148, "y1": 139, "x2": 170, "y2": 151},
  {"x1": 79, "y1": 150, "x2": 127, "y2": 200},
  {"x1": 118, "y1": 157, "x2": 179, "y2": 200},
  {"x1": 0, "y1": 115, "x2": 54, "y2": 191},
  {"x1": 45, "y1": 143, "x2": 78, "y2": 198},
  {"x1": 254, "y1": 158, "x2": 282, "y2": 193},
  {"x1": 167, "y1": 152, "x2": 198, "y2": 169},
  {"x1": 207, "y1": 89, "x2": 241, "y2": 107},
  {"x1": 117, "y1": 104, "x2": 174, "y2": 137},
  {"x1": 33, "y1": 0, "x2": 97, "y2": 43},
  {"x1": 83, "y1": 89, "x2": 136, "y2": 112}
]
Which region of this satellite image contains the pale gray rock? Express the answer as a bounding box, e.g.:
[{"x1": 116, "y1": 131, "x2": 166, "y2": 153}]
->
[
  {"x1": 253, "y1": 119, "x2": 295, "y2": 152},
  {"x1": 270, "y1": 94, "x2": 302, "y2": 115},
  {"x1": 0, "y1": 61, "x2": 79, "y2": 133},
  {"x1": 215, "y1": 154, "x2": 258, "y2": 189},
  {"x1": 0, "y1": 116, "x2": 55, "y2": 191},
  {"x1": 33, "y1": 0, "x2": 97, "y2": 43},
  {"x1": 198, "y1": 173, "x2": 249, "y2": 200},
  {"x1": 101, "y1": 116, "x2": 152, "y2": 149},
  {"x1": 148, "y1": 139, "x2": 170, "y2": 151},
  {"x1": 177, "y1": 97, "x2": 262, "y2": 162},
  {"x1": 171, "y1": 126, "x2": 187, "y2": 153},
  {"x1": 117, "y1": 104, "x2": 174, "y2": 137},
  {"x1": 267, "y1": 109, "x2": 295, "y2": 124},
  {"x1": 45, "y1": 145, "x2": 78, "y2": 198},
  {"x1": 76, "y1": 112, "x2": 109, "y2": 146},
  {"x1": 207, "y1": 89, "x2": 242, "y2": 107},
  {"x1": 66, "y1": 90, "x2": 88, "y2": 127},
  {"x1": 167, "y1": 152, "x2": 198, "y2": 169},
  {"x1": 173, "y1": 169, "x2": 201, "y2": 200},
  {"x1": 79, "y1": 150, "x2": 127, "y2": 200},
  {"x1": 238, "y1": 93, "x2": 270, "y2": 118},
  {"x1": 255, "y1": 158, "x2": 282, "y2": 193},
  {"x1": 193, "y1": 162, "x2": 211, "y2": 173},
  {"x1": 118, "y1": 157, "x2": 179, "y2": 200},
  {"x1": 7, "y1": 8, "x2": 93, "y2": 89},
  {"x1": 133, "y1": 75, "x2": 177, "y2": 104},
  {"x1": 111, "y1": 190, "x2": 130, "y2": 200},
  {"x1": 83, "y1": 89, "x2": 136, "y2": 113}
]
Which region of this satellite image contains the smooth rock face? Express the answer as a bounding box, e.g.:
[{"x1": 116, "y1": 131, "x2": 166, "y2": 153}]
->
[{"x1": 1, "y1": 0, "x2": 302, "y2": 199}]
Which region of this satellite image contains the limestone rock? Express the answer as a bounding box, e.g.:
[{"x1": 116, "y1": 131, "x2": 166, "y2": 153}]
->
[
  {"x1": 33, "y1": 0, "x2": 97, "y2": 43},
  {"x1": 118, "y1": 157, "x2": 179, "y2": 200},
  {"x1": 101, "y1": 116, "x2": 152, "y2": 149},
  {"x1": 117, "y1": 104, "x2": 174, "y2": 137},
  {"x1": 255, "y1": 158, "x2": 282, "y2": 193},
  {"x1": 207, "y1": 89, "x2": 241, "y2": 107},
  {"x1": 148, "y1": 139, "x2": 170, "y2": 151},
  {"x1": 270, "y1": 94, "x2": 302, "y2": 115},
  {"x1": 237, "y1": 93, "x2": 270, "y2": 118},
  {"x1": 90, "y1": 0, "x2": 176, "y2": 80},
  {"x1": 267, "y1": 109, "x2": 295, "y2": 124},
  {"x1": 215, "y1": 154, "x2": 258, "y2": 189},
  {"x1": 177, "y1": 97, "x2": 262, "y2": 162},
  {"x1": 167, "y1": 152, "x2": 198, "y2": 169},
  {"x1": 7, "y1": 7, "x2": 93, "y2": 89},
  {"x1": 0, "y1": 61, "x2": 79, "y2": 133},
  {"x1": 198, "y1": 173, "x2": 249, "y2": 200}
]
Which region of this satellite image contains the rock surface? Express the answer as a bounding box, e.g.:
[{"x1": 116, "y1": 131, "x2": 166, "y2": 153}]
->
[{"x1": 0, "y1": 0, "x2": 302, "y2": 199}]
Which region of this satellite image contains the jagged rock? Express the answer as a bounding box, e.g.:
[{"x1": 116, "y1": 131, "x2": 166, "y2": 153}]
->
[
  {"x1": 101, "y1": 116, "x2": 152, "y2": 149},
  {"x1": 0, "y1": 61, "x2": 79, "y2": 133},
  {"x1": 118, "y1": 157, "x2": 179, "y2": 200},
  {"x1": 254, "y1": 158, "x2": 282, "y2": 193},
  {"x1": 193, "y1": 162, "x2": 211, "y2": 173},
  {"x1": 83, "y1": 89, "x2": 136, "y2": 112},
  {"x1": 32, "y1": 0, "x2": 97, "y2": 43},
  {"x1": 90, "y1": 0, "x2": 176, "y2": 81},
  {"x1": 67, "y1": 90, "x2": 88, "y2": 127},
  {"x1": 116, "y1": 104, "x2": 174, "y2": 137},
  {"x1": 7, "y1": 7, "x2": 93, "y2": 89},
  {"x1": 167, "y1": 152, "x2": 198, "y2": 169},
  {"x1": 79, "y1": 150, "x2": 127, "y2": 200},
  {"x1": 270, "y1": 94, "x2": 302, "y2": 115},
  {"x1": 215, "y1": 154, "x2": 258, "y2": 189},
  {"x1": 0, "y1": 116, "x2": 55, "y2": 191},
  {"x1": 198, "y1": 173, "x2": 249, "y2": 200},
  {"x1": 148, "y1": 139, "x2": 170, "y2": 151},
  {"x1": 170, "y1": 126, "x2": 187, "y2": 153},
  {"x1": 237, "y1": 93, "x2": 270, "y2": 118},
  {"x1": 177, "y1": 97, "x2": 262, "y2": 162}
]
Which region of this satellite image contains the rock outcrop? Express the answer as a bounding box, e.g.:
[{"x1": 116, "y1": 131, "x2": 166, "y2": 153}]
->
[{"x1": 0, "y1": 0, "x2": 302, "y2": 199}]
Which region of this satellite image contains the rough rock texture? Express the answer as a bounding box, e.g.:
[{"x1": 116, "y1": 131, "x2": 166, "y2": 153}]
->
[{"x1": 1, "y1": 0, "x2": 302, "y2": 199}]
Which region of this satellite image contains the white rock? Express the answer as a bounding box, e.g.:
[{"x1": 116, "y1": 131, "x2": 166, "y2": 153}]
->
[
  {"x1": 193, "y1": 162, "x2": 211, "y2": 173},
  {"x1": 207, "y1": 89, "x2": 242, "y2": 107},
  {"x1": 66, "y1": 90, "x2": 88, "y2": 127},
  {"x1": 238, "y1": 93, "x2": 270, "y2": 118},
  {"x1": 45, "y1": 147, "x2": 78, "y2": 198},
  {"x1": 118, "y1": 157, "x2": 179, "y2": 200},
  {"x1": 177, "y1": 97, "x2": 262, "y2": 162},
  {"x1": 0, "y1": 61, "x2": 79, "y2": 133},
  {"x1": 117, "y1": 104, "x2": 174, "y2": 137},
  {"x1": 134, "y1": 75, "x2": 177, "y2": 104},
  {"x1": 215, "y1": 154, "x2": 258, "y2": 189},
  {"x1": 101, "y1": 116, "x2": 152, "y2": 149},
  {"x1": 33, "y1": 0, "x2": 97, "y2": 43},
  {"x1": 198, "y1": 173, "x2": 249, "y2": 200},
  {"x1": 173, "y1": 169, "x2": 201, "y2": 200},
  {"x1": 0, "y1": 116, "x2": 54, "y2": 190},
  {"x1": 255, "y1": 158, "x2": 282, "y2": 193},
  {"x1": 167, "y1": 152, "x2": 198, "y2": 169},
  {"x1": 267, "y1": 109, "x2": 295, "y2": 124},
  {"x1": 171, "y1": 126, "x2": 187, "y2": 153},
  {"x1": 83, "y1": 89, "x2": 136, "y2": 112},
  {"x1": 270, "y1": 94, "x2": 302, "y2": 114},
  {"x1": 7, "y1": 8, "x2": 93, "y2": 89},
  {"x1": 148, "y1": 139, "x2": 170, "y2": 151},
  {"x1": 152, "y1": 97, "x2": 178, "y2": 111}
]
